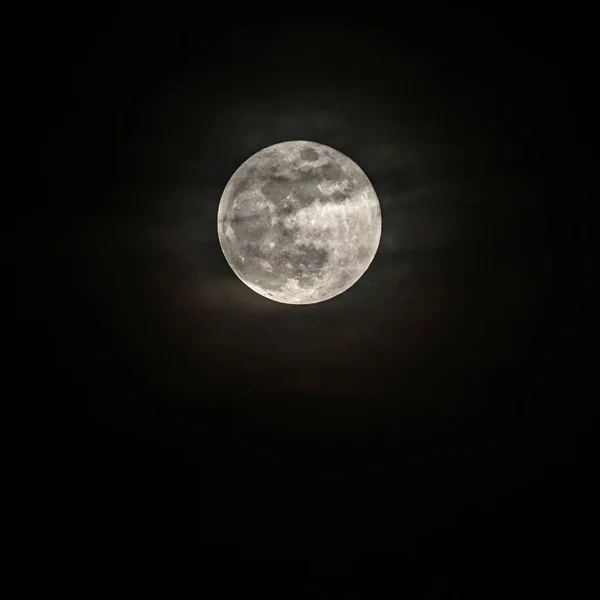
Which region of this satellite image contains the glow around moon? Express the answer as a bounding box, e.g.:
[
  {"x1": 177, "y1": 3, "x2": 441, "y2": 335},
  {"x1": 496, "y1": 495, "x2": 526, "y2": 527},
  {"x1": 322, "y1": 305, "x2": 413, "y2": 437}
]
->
[{"x1": 217, "y1": 140, "x2": 382, "y2": 304}]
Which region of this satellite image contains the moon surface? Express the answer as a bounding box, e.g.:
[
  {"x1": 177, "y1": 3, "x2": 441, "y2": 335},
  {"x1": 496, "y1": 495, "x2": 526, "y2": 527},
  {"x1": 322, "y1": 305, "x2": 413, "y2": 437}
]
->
[{"x1": 217, "y1": 140, "x2": 382, "y2": 304}]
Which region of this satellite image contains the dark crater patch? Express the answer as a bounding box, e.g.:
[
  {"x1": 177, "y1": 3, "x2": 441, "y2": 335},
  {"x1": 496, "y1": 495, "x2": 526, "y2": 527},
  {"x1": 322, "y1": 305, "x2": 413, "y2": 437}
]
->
[
  {"x1": 277, "y1": 247, "x2": 299, "y2": 265},
  {"x1": 293, "y1": 179, "x2": 324, "y2": 206},
  {"x1": 330, "y1": 190, "x2": 348, "y2": 203},
  {"x1": 295, "y1": 243, "x2": 329, "y2": 271},
  {"x1": 279, "y1": 203, "x2": 294, "y2": 216},
  {"x1": 261, "y1": 177, "x2": 295, "y2": 204},
  {"x1": 320, "y1": 161, "x2": 346, "y2": 182},
  {"x1": 265, "y1": 164, "x2": 282, "y2": 177},
  {"x1": 300, "y1": 147, "x2": 319, "y2": 162},
  {"x1": 231, "y1": 212, "x2": 270, "y2": 244},
  {"x1": 277, "y1": 224, "x2": 300, "y2": 243}
]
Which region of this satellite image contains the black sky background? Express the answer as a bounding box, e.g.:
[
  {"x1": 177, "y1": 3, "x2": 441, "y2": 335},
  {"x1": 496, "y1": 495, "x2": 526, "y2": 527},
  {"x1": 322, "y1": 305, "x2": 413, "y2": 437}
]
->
[{"x1": 29, "y1": 3, "x2": 593, "y2": 594}]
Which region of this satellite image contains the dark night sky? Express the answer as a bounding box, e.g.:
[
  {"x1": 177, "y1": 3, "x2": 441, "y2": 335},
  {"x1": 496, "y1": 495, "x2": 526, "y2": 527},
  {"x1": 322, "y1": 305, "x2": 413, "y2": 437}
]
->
[{"x1": 29, "y1": 3, "x2": 593, "y2": 594}]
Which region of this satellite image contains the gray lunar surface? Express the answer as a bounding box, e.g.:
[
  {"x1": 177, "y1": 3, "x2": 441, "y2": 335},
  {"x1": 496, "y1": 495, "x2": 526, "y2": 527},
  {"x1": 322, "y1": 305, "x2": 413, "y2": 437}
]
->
[{"x1": 217, "y1": 140, "x2": 381, "y2": 304}]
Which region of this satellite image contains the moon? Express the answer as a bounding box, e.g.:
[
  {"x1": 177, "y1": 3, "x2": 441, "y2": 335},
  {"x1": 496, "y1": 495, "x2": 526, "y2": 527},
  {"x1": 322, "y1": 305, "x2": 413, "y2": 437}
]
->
[{"x1": 217, "y1": 140, "x2": 382, "y2": 304}]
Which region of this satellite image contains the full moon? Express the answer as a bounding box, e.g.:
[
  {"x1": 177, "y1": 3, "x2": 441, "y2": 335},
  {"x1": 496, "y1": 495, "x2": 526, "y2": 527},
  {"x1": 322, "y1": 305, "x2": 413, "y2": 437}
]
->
[{"x1": 217, "y1": 140, "x2": 382, "y2": 304}]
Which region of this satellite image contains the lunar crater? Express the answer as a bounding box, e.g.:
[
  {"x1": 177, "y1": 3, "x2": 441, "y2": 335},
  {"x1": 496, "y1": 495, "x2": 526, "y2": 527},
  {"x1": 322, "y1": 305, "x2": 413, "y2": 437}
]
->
[{"x1": 300, "y1": 147, "x2": 320, "y2": 162}]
